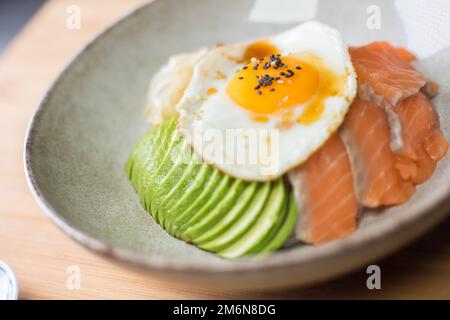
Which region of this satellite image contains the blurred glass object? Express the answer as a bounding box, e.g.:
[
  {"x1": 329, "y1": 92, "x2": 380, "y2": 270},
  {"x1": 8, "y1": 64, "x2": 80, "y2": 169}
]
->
[
  {"x1": 0, "y1": 260, "x2": 18, "y2": 300},
  {"x1": 0, "y1": 0, "x2": 45, "y2": 54}
]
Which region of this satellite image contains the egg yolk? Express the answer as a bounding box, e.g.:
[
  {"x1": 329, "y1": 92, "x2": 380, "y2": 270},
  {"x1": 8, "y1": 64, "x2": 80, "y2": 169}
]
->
[
  {"x1": 226, "y1": 55, "x2": 319, "y2": 115},
  {"x1": 243, "y1": 40, "x2": 280, "y2": 61}
]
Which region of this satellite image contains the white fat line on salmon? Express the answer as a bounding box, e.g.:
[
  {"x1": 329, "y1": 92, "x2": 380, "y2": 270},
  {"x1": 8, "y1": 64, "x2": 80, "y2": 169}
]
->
[
  {"x1": 339, "y1": 128, "x2": 366, "y2": 205},
  {"x1": 385, "y1": 108, "x2": 404, "y2": 152},
  {"x1": 358, "y1": 82, "x2": 405, "y2": 152}
]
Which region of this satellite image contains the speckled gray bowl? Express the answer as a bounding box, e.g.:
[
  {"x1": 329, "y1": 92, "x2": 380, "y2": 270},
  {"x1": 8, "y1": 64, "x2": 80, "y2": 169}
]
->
[{"x1": 25, "y1": 0, "x2": 450, "y2": 290}]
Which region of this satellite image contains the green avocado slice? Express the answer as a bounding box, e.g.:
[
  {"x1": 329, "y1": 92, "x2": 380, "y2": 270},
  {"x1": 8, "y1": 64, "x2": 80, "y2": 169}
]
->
[
  {"x1": 144, "y1": 120, "x2": 174, "y2": 185},
  {"x1": 181, "y1": 179, "x2": 244, "y2": 242},
  {"x1": 149, "y1": 136, "x2": 189, "y2": 223},
  {"x1": 126, "y1": 130, "x2": 153, "y2": 193},
  {"x1": 146, "y1": 120, "x2": 181, "y2": 184},
  {"x1": 195, "y1": 182, "x2": 258, "y2": 245},
  {"x1": 176, "y1": 174, "x2": 232, "y2": 239},
  {"x1": 142, "y1": 121, "x2": 176, "y2": 212},
  {"x1": 151, "y1": 142, "x2": 188, "y2": 224},
  {"x1": 158, "y1": 158, "x2": 202, "y2": 230},
  {"x1": 217, "y1": 179, "x2": 287, "y2": 258},
  {"x1": 201, "y1": 181, "x2": 278, "y2": 252},
  {"x1": 169, "y1": 169, "x2": 225, "y2": 236},
  {"x1": 257, "y1": 193, "x2": 298, "y2": 255},
  {"x1": 247, "y1": 191, "x2": 288, "y2": 255},
  {"x1": 162, "y1": 163, "x2": 213, "y2": 231},
  {"x1": 126, "y1": 121, "x2": 168, "y2": 214},
  {"x1": 198, "y1": 182, "x2": 271, "y2": 251}
]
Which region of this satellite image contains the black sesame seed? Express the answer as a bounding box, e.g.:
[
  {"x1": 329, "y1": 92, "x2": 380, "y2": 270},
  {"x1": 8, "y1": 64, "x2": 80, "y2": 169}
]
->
[
  {"x1": 243, "y1": 66, "x2": 248, "y2": 70},
  {"x1": 269, "y1": 88, "x2": 275, "y2": 92},
  {"x1": 254, "y1": 85, "x2": 261, "y2": 90},
  {"x1": 257, "y1": 90, "x2": 262, "y2": 95},
  {"x1": 296, "y1": 66, "x2": 302, "y2": 70},
  {"x1": 280, "y1": 72, "x2": 286, "y2": 76},
  {"x1": 238, "y1": 76, "x2": 244, "y2": 80},
  {"x1": 285, "y1": 69, "x2": 294, "y2": 78}
]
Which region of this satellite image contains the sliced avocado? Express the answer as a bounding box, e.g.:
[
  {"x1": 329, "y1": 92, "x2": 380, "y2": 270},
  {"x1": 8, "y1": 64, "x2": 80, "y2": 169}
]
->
[
  {"x1": 162, "y1": 163, "x2": 213, "y2": 232},
  {"x1": 141, "y1": 120, "x2": 174, "y2": 212},
  {"x1": 151, "y1": 142, "x2": 188, "y2": 223},
  {"x1": 195, "y1": 182, "x2": 258, "y2": 244},
  {"x1": 257, "y1": 195, "x2": 298, "y2": 256},
  {"x1": 217, "y1": 179, "x2": 287, "y2": 258},
  {"x1": 258, "y1": 193, "x2": 298, "y2": 255},
  {"x1": 126, "y1": 119, "x2": 296, "y2": 259},
  {"x1": 148, "y1": 133, "x2": 189, "y2": 223},
  {"x1": 175, "y1": 174, "x2": 231, "y2": 238},
  {"x1": 143, "y1": 120, "x2": 173, "y2": 185},
  {"x1": 248, "y1": 194, "x2": 288, "y2": 254},
  {"x1": 126, "y1": 130, "x2": 153, "y2": 187},
  {"x1": 170, "y1": 168, "x2": 224, "y2": 236},
  {"x1": 157, "y1": 157, "x2": 202, "y2": 230},
  {"x1": 201, "y1": 181, "x2": 273, "y2": 252},
  {"x1": 180, "y1": 179, "x2": 243, "y2": 242},
  {"x1": 146, "y1": 119, "x2": 181, "y2": 188},
  {"x1": 126, "y1": 122, "x2": 168, "y2": 213}
]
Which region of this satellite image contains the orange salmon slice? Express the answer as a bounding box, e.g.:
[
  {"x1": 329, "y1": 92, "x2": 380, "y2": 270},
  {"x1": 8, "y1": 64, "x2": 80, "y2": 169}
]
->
[
  {"x1": 396, "y1": 47, "x2": 416, "y2": 62},
  {"x1": 393, "y1": 92, "x2": 449, "y2": 184},
  {"x1": 350, "y1": 42, "x2": 426, "y2": 106},
  {"x1": 341, "y1": 98, "x2": 415, "y2": 207},
  {"x1": 289, "y1": 133, "x2": 358, "y2": 244}
]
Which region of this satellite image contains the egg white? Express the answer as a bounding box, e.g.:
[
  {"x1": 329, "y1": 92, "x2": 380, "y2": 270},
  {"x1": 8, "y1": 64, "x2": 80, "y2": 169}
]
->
[{"x1": 145, "y1": 48, "x2": 208, "y2": 125}]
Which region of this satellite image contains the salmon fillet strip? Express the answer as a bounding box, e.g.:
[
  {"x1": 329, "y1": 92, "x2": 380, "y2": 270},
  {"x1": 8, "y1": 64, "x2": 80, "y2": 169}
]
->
[
  {"x1": 342, "y1": 99, "x2": 416, "y2": 207},
  {"x1": 393, "y1": 92, "x2": 449, "y2": 184},
  {"x1": 350, "y1": 42, "x2": 426, "y2": 106},
  {"x1": 289, "y1": 133, "x2": 358, "y2": 244}
]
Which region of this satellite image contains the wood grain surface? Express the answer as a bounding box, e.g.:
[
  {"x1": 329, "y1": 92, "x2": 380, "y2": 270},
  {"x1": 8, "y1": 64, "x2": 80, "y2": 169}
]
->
[{"x1": 0, "y1": 0, "x2": 449, "y2": 299}]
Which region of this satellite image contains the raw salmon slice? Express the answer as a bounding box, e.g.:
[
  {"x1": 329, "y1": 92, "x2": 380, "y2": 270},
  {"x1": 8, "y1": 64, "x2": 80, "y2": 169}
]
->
[
  {"x1": 341, "y1": 98, "x2": 415, "y2": 207},
  {"x1": 350, "y1": 42, "x2": 426, "y2": 107},
  {"x1": 396, "y1": 47, "x2": 416, "y2": 62},
  {"x1": 393, "y1": 92, "x2": 449, "y2": 184},
  {"x1": 289, "y1": 133, "x2": 358, "y2": 244},
  {"x1": 393, "y1": 47, "x2": 440, "y2": 98}
]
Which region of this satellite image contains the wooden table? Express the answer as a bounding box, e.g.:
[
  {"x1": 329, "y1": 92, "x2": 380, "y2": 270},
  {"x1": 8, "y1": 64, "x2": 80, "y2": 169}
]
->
[{"x1": 0, "y1": 0, "x2": 449, "y2": 299}]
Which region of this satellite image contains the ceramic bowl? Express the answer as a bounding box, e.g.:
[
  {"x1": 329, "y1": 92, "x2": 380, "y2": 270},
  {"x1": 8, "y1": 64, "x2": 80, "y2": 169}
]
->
[{"x1": 25, "y1": 0, "x2": 450, "y2": 290}]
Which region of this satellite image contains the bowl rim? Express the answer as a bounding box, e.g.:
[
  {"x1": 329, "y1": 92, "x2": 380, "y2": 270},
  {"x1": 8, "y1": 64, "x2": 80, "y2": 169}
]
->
[{"x1": 23, "y1": 0, "x2": 450, "y2": 277}]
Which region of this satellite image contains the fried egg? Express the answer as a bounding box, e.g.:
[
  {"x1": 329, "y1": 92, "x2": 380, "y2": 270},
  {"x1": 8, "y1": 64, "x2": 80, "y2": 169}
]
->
[
  {"x1": 177, "y1": 21, "x2": 357, "y2": 180},
  {"x1": 145, "y1": 48, "x2": 208, "y2": 124}
]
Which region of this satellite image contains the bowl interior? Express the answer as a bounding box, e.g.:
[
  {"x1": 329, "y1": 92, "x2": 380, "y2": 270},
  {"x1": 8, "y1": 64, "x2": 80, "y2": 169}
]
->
[{"x1": 27, "y1": 0, "x2": 450, "y2": 268}]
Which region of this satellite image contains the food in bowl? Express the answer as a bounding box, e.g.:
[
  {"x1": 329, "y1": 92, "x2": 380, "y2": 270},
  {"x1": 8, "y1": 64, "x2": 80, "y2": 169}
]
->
[{"x1": 126, "y1": 21, "x2": 448, "y2": 258}]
